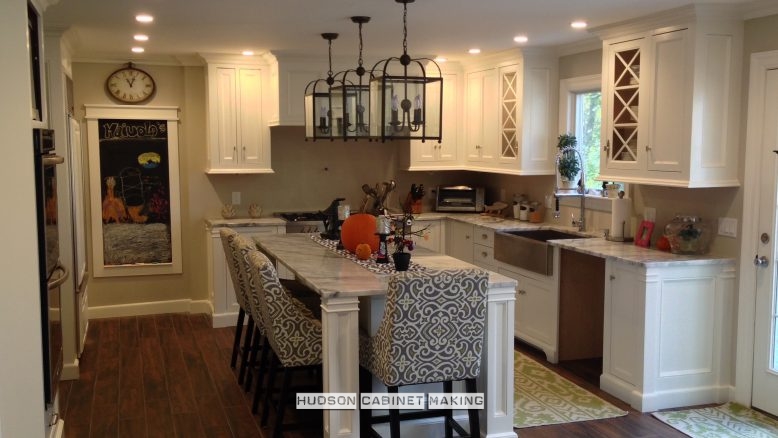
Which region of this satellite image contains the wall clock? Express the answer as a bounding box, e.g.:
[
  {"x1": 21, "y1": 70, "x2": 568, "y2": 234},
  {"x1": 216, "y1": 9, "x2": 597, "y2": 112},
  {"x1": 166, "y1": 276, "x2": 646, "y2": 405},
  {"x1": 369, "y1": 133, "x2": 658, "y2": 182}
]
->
[{"x1": 105, "y1": 63, "x2": 155, "y2": 104}]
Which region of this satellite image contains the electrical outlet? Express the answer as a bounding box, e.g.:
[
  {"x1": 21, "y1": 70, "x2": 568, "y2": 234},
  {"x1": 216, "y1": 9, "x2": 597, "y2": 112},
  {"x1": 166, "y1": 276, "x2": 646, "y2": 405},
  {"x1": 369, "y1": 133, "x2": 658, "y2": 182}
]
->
[
  {"x1": 718, "y1": 217, "x2": 737, "y2": 238},
  {"x1": 644, "y1": 207, "x2": 656, "y2": 222},
  {"x1": 231, "y1": 191, "x2": 241, "y2": 205}
]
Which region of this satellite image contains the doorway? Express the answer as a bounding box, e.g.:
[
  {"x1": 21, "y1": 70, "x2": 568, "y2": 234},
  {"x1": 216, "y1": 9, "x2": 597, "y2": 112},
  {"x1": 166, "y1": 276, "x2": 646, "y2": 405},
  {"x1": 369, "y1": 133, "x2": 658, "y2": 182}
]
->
[{"x1": 737, "y1": 50, "x2": 778, "y2": 417}]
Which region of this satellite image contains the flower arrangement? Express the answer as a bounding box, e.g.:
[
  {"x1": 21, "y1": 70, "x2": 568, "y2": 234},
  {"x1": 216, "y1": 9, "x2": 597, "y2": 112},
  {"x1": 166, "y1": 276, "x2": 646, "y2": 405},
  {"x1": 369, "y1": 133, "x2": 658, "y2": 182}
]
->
[{"x1": 385, "y1": 212, "x2": 429, "y2": 254}]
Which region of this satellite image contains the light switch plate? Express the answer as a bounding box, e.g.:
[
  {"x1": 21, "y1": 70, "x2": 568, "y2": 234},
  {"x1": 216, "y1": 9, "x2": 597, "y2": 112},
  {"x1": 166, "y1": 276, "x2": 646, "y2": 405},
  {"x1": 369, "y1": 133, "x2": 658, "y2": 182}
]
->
[
  {"x1": 231, "y1": 191, "x2": 241, "y2": 205},
  {"x1": 718, "y1": 217, "x2": 737, "y2": 238}
]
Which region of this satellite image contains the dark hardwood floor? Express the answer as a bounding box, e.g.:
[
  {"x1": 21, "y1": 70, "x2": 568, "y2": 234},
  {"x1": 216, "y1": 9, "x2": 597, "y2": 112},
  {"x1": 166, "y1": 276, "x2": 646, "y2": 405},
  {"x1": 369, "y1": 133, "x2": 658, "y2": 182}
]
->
[{"x1": 59, "y1": 314, "x2": 687, "y2": 437}]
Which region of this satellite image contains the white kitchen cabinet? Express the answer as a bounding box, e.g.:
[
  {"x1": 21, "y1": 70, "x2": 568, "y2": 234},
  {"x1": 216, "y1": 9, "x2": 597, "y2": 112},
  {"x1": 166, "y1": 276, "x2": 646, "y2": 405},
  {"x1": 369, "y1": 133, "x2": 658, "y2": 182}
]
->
[
  {"x1": 595, "y1": 5, "x2": 742, "y2": 187},
  {"x1": 472, "y1": 226, "x2": 498, "y2": 271},
  {"x1": 498, "y1": 259, "x2": 559, "y2": 363},
  {"x1": 413, "y1": 218, "x2": 445, "y2": 254},
  {"x1": 465, "y1": 68, "x2": 499, "y2": 164},
  {"x1": 464, "y1": 49, "x2": 558, "y2": 175},
  {"x1": 204, "y1": 57, "x2": 273, "y2": 174},
  {"x1": 206, "y1": 220, "x2": 285, "y2": 327},
  {"x1": 601, "y1": 258, "x2": 736, "y2": 412},
  {"x1": 446, "y1": 220, "x2": 474, "y2": 263},
  {"x1": 405, "y1": 70, "x2": 462, "y2": 170}
]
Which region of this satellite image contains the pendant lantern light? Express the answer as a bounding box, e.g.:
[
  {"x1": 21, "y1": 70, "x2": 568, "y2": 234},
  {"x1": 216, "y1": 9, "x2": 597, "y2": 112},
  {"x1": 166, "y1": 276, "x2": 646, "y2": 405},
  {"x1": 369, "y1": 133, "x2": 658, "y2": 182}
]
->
[
  {"x1": 369, "y1": 0, "x2": 443, "y2": 143},
  {"x1": 304, "y1": 33, "x2": 338, "y2": 141},
  {"x1": 330, "y1": 16, "x2": 373, "y2": 140}
]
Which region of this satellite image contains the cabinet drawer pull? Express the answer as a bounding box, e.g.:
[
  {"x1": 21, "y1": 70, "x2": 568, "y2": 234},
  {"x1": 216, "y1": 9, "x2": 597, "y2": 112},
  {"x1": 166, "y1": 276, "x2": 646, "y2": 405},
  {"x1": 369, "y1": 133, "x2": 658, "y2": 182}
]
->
[
  {"x1": 645, "y1": 145, "x2": 652, "y2": 152},
  {"x1": 465, "y1": 235, "x2": 470, "y2": 239},
  {"x1": 481, "y1": 233, "x2": 488, "y2": 240},
  {"x1": 609, "y1": 274, "x2": 616, "y2": 281},
  {"x1": 481, "y1": 251, "x2": 488, "y2": 258},
  {"x1": 518, "y1": 289, "x2": 527, "y2": 295},
  {"x1": 603, "y1": 140, "x2": 610, "y2": 152}
]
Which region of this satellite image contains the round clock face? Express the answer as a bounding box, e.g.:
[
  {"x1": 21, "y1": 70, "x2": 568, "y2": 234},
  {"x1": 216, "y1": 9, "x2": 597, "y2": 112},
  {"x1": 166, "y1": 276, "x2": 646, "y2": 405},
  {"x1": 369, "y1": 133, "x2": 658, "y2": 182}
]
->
[{"x1": 106, "y1": 66, "x2": 155, "y2": 103}]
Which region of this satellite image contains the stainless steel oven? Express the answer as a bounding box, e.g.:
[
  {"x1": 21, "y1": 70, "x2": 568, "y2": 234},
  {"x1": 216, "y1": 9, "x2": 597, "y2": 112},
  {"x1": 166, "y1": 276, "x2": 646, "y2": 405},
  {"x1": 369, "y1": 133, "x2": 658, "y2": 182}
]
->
[{"x1": 33, "y1": 128, "x2": 68, "y2": 405}]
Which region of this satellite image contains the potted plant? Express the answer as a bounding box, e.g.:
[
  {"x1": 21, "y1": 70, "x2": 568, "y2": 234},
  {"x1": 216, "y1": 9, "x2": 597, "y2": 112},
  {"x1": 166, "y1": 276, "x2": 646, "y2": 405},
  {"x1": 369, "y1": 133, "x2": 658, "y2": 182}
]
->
[
  {"x1": 557, "y1": 134, "x2": 580, "y2": 189},
  {"x1": 386, "y1": 212, "x2": 429, "y2": 271}
]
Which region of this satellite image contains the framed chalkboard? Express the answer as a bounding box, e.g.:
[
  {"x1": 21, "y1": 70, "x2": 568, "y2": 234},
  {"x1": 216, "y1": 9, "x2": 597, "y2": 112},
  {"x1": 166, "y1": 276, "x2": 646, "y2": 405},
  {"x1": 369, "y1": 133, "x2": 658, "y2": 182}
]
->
[{"x1": 84, "y1": 105, "x2": 181, "y2": 277}]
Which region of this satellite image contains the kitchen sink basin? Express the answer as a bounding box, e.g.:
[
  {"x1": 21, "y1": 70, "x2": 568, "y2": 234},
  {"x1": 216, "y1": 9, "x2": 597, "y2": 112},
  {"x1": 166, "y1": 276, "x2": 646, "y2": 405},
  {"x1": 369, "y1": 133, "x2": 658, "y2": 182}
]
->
[{"x1": 494, "y1": 229, "x2": 592, "y2": 276}]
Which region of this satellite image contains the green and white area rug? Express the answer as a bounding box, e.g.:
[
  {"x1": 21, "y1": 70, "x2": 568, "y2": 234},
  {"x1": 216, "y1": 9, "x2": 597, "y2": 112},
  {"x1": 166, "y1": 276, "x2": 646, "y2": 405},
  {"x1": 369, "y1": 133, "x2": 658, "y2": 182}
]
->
[
  {"x1": 514, "y1": 351, "x2": 628, "y2": 428},
  {"x1": 653, "y1": 402, "x2": 778, "y2": 438}
]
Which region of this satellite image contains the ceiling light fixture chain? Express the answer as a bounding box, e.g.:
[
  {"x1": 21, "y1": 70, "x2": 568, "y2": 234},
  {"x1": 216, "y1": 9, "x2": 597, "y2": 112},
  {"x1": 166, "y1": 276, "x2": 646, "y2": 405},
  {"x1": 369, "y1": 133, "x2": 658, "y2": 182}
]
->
[
  {"x1": 357, "y1": 19, "x2": 365, "y2": 75},
  {"x1": 325, "y1": 33, "x2": 336, "y2": 85},
  {"x1": 400, "y1": 0, "x2": 410, "y2": 65}
]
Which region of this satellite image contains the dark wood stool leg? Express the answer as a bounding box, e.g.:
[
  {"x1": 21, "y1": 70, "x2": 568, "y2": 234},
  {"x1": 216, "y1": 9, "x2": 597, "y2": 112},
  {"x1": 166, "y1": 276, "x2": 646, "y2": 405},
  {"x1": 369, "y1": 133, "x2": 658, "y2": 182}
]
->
[
  {"x1": 388, "y1": 386, "x2": 400, "y2": 438},
  {"x1": 466, "y1": 378, "x2": 480, "y2": 438},
  {"x1": 261, "y1": 355, "x2": 278, "y2": 427},
  {"x1": 359, "y1": 367, "x2": 372, "y2": 437},
  {"x1": 238, "y1": 316, "x2": 254, "y2": 384},
  {"x1": 444, "y1": 380, "x2": 454, "y2": 438},
  {"x1": 244, "y1": 329, "x2": 263, "y2": 391},
  {"x1": 230, "y1": 308, "x2": 245, "y2": 368},
  {"x1": 252, "y1": 341, "x2": 272, "y2": 414},
  {"x1": 272, "y1": 367, "x2": 292, "y2": 438}
]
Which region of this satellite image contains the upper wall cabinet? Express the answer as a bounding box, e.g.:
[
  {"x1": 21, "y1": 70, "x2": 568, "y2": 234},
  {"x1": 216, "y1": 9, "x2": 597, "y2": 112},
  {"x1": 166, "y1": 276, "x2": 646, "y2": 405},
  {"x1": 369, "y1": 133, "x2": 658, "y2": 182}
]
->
[
  {"x1": 402, "y1": 63, "x2": 463, "y2": 171},
  {"x1": 593, "y1": 4, "x2": 743, "y2": 187},
  {"x1": 203, "y1": 55, "x2": 274, "y2": 174},
  {"x1": 463, "y1": 49, "x2": 558, "y2": 175}
]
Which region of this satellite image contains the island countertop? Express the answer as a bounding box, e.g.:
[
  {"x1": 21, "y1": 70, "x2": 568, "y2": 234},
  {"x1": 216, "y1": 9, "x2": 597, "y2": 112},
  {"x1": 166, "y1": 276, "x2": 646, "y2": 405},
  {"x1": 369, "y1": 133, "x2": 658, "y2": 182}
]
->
[{"x1": 252, "y1": 233, "x2": 516, "y2": 299}]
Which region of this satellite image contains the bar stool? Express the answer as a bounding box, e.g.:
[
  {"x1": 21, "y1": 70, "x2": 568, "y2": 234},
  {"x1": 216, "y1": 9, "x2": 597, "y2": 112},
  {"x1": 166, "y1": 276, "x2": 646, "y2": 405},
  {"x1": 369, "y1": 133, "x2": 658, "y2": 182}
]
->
[
  {"x1": 245, "y1": 248, "x2": 323, "y2": 438},
  {"x1": 359, "y1": 268, "x2": 488, "y2": 438},
  {"x1": 219, "y1": 228, "x2": 258, "y2": 383}
]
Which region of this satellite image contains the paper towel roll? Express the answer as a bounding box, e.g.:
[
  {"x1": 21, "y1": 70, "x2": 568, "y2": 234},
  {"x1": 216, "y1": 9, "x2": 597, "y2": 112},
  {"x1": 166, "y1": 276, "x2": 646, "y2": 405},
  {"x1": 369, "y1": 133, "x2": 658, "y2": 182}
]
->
[{"x1": 611, "y1": 198, "x2": 631, "y2": 238}]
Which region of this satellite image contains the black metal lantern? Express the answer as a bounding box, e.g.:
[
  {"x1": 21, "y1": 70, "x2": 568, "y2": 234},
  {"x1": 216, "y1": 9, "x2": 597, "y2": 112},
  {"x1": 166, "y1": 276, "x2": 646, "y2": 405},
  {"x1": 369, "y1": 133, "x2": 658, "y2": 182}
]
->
[
  {"x1": 304, "y1": 33, "x2": 338, "y2": 141},
  {"x1": 369, "y1": 0, "x2": 443, "y2": 143},
  {"x1": 330, "y1": 16, "x2": 373, "y2": 141}
]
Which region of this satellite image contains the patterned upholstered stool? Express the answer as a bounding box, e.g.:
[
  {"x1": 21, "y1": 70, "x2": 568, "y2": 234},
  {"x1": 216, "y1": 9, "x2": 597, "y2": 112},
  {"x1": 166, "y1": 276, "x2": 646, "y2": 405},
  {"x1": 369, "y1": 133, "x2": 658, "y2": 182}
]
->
[
  {"x1": 219, "y1": 228, "x2": 259, "y2": 383},
  {"x1": 359, "y1": 269, "x2": 489, "y2": 438},
  {"x1": 245, "y1": 248, "x2": 323, "y2": 438}
]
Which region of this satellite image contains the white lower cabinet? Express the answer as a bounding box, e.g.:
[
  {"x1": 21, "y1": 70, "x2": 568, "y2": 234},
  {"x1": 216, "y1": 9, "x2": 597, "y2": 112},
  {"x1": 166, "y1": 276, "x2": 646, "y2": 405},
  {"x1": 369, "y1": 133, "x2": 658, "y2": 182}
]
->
[
  {"x1": 601, "y1": 259, "x2": 736, "y2": 412},
  {"x1": 447, "y1": 220, "x2": 474, "y2": 263},
  {"x1": 498, "y1": 264, "x2": 559, "y2": 363},
  {"x1": 207, "y1": 222, "x2": 285, "y2": 328},
  {"x1": 413, "y1": 219, "x2": 445, "y2": 254}
]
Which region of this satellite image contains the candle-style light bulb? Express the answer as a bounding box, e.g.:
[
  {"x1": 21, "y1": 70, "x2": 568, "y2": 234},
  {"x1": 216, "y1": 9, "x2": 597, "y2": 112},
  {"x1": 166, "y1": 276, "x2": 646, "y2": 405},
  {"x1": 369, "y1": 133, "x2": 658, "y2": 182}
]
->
[
  {"x1": 413, "y1": 94, "x2": 422, "y2": 125},
  {"x1": 390, "y1": 94, "x2": 399, "y2": 124}
]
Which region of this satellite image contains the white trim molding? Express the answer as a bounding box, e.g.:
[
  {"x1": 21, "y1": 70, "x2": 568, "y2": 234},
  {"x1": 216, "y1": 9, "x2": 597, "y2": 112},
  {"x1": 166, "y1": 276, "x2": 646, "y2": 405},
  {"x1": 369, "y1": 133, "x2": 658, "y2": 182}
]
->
[
  {"x1": 89, "y1": 299, "x2": 212, "y2": 319},
  {"x1": 734, "y1": 49, "x2": 778, "y2": 406}
]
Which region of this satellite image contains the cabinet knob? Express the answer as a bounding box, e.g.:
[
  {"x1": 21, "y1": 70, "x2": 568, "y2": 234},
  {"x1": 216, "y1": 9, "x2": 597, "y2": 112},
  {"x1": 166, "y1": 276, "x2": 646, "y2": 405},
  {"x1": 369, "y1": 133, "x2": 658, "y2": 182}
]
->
[
  {"x1": 645, "y1": 145, "x2": 652, "y2": 152},
  {"x1": 603, "y1": 140, "x2": 610, "y2": 152},
  {"x1": 609, "y1": 274, "x2": 616, "y2": 281},
  {"x1": 517, "y1": 289, "x2": 527, "y2": 295},
  {"x1": 465, "y1": 235, "x2": 470, "y2": 239},
  {"x1": 481, "y1": 234, "x2": 488, "y2": 240},
  {"x1": 481, "y1": 251, "x2": 488, "y2": 258}
]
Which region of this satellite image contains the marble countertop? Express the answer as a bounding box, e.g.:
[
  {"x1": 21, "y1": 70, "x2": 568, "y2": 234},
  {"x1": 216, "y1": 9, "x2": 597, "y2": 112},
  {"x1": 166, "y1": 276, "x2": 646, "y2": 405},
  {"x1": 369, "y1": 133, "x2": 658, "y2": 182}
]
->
[
  {"x1": 206, "y1": 217, "x2": 286, "y2": 228},
  {"x1": 415, "y1": 212, "x2": 733, "y2": 268},
  {"x1": 253, "y1": 234, "x2": 516, "y2": 298}
]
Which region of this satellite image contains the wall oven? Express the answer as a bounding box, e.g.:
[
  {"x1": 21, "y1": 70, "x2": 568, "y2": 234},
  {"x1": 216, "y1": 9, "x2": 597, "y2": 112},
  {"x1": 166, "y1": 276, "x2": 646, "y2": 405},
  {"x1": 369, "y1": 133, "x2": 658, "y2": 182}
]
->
[{"x1": 33, "y1": 128, "x2": 68, "y2": 405}]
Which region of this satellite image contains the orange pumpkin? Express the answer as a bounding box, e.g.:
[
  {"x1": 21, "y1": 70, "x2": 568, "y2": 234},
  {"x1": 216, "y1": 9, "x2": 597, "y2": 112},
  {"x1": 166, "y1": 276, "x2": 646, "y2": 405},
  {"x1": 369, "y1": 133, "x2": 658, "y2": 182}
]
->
[
  {"x1": 355, "y1": 243, "x2": 372, "y2": 260},
  {"x1": 341, "y1": 213, "x2": 379, "y2": 253}
]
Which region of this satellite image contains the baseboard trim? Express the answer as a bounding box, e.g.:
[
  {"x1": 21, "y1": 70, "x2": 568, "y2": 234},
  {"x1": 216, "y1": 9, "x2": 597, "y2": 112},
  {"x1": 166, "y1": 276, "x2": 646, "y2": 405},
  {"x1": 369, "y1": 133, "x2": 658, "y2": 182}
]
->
[
  {"x1": 89, "y1": 299, "x2": 213, "y2": 319},
  {"x1": 212, "y1": 311, "x2": 240, "y2": 328},
  {"x1": 61, "y1": 358, "x2": 80, "y2": 380}
]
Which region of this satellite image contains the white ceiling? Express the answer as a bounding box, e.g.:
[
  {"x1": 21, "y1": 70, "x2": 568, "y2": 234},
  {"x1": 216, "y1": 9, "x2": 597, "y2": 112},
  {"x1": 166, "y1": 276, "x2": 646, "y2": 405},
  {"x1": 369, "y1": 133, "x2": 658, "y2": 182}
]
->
[{"x1": 45, "y1": 0, "x2": 762, "y2": 64}]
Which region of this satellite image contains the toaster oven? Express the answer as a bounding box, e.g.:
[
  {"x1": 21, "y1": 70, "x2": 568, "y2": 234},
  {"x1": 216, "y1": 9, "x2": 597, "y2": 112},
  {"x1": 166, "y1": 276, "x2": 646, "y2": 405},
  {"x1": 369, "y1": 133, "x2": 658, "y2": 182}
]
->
[{"x1": 435, "y1": 185, "x2": 485, "y2": 212}]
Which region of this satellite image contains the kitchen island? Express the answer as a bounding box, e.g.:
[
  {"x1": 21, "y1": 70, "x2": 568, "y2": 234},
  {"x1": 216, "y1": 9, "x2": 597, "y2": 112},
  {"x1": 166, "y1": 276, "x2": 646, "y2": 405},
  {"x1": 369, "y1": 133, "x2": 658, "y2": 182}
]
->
[{"x1": 253, "y1": 234, "x2": 518, "y2": 438}]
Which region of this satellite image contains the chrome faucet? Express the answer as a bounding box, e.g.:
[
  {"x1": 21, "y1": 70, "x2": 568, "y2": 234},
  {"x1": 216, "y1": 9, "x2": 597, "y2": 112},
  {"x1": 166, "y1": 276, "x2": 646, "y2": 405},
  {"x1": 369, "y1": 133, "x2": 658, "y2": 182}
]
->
[{"x1": 554, "y1": 146, "x2": 586, "y2": 232}]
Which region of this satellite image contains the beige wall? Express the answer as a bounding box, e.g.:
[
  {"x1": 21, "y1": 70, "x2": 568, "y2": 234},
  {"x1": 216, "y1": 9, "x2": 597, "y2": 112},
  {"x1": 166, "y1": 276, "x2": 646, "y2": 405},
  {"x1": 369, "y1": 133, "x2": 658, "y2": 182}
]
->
[{"x1": 559, "y1": 49, "x2": 603, "y2": 80}]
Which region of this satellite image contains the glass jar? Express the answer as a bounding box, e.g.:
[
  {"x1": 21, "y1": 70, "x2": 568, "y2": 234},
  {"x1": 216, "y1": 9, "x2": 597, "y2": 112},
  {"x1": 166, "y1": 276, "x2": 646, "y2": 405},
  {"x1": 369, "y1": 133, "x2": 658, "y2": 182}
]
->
[{"x1": 664, "y1": 215, "x2": 711, "y2": 255}]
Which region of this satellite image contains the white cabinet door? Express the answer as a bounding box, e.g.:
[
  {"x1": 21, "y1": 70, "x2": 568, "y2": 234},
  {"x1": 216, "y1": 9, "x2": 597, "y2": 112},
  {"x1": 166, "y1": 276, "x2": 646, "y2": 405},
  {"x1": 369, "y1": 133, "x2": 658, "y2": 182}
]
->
[
  {"x1": 413, "y1": 219, "x2": 444, "y2": 254},
  {"x1": 408, "y1": 72, "x2": 460, "y2": 169},
  {"x1": 603, "y1": 260, "x2": 642, "y2": 387},
  {"x1": 447, "y1": 220, "x2": 474, "y2": 263},
  {"x1": 645, "y1": 28, "x2": 688, "y2": 173},
  {"x1": 206, "y1": 63, "x2": 272, "y2": 174},
  {"x1": 500, "y1": 267, "x2": 556, "y2": 353},
  {"x1": 237, "y1": 68, "x2": 267, "y2": 167},
  {"x1": 465, "y1": 68, "x2": 498, "y2": 163}
]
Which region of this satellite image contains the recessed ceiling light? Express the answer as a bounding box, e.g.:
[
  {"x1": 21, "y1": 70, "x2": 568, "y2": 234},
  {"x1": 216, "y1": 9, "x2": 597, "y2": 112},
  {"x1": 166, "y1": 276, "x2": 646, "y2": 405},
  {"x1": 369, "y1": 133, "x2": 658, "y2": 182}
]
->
[
  {"x1": 434, "y1": 56, "x2": 447, "y2": 63},
  {"x1": 468, "y1": 48, "x2": 481, "y2": 55},
  {"x1": 242, "y1": 50, "x2": 254, "y2": 56},
  {"x1": 571, "y1": 20, "x2": 587, "y2": 29},
  {"x1": 133, "y1": 34, "x2": 149, "y2": 42},
  {"x1": 131, "y1": 47, "x2": 145, "y2": 53},
  {"x1": 513, "y1": 35, "x2": 528, "y2": 43},
  {"x1": 135, "y1": 14, "x2": 154, "y2": 23}
]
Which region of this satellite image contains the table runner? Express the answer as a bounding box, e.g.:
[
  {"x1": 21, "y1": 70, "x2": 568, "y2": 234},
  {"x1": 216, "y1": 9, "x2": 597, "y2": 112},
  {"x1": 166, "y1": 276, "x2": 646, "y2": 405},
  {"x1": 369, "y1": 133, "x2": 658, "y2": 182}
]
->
[{"x1": 310, "y1": 234, "x2": 427, "y2": 275}]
